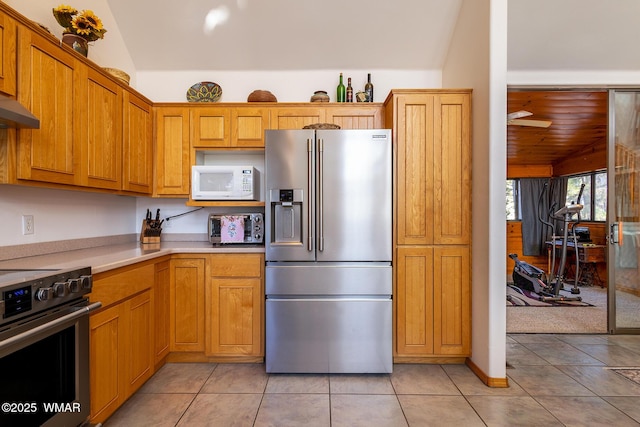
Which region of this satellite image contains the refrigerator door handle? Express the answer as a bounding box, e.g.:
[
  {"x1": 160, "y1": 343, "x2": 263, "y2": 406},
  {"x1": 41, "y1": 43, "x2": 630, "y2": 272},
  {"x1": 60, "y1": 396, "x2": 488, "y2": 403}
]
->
[
  {"x1": 318, "y1": 138, "x2": 324, "y2": 252},
  {"x1": 307, "y1": 138, "x2": 314, "y2": 252}
]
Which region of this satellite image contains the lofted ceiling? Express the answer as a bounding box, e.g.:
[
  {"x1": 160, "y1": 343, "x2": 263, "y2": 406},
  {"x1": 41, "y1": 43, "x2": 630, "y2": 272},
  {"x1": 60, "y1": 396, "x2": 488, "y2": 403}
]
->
[
  {"x1": 507, "y1": 90, "x2": 609, "y2": 167},
  {"x1": 105, "y1": 0, "x2": 462, "y2": 71}
]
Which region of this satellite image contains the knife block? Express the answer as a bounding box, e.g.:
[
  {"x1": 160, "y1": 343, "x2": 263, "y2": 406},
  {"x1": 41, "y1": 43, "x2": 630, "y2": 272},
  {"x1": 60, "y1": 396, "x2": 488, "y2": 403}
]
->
[{"x1": 140, "y1": 219, "x2": 162, "y2": 244}]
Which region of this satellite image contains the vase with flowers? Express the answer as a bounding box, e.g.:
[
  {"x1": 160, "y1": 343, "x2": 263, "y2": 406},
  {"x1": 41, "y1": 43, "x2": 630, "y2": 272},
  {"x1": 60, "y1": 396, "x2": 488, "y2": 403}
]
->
[{"x1": 53, "y1": 5, "x2": 107, "y2": 57}]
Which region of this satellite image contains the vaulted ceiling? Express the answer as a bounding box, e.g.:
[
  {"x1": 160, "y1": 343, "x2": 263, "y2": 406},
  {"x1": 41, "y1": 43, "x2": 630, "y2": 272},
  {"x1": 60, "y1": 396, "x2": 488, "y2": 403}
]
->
[{"x1": 105, "y1": 0, "x2": 462, "y2": 71}]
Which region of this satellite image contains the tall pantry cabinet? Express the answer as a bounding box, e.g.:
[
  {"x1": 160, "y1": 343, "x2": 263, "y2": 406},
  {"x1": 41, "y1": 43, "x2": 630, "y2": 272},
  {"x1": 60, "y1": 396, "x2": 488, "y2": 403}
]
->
[{"x1": 384, "y1": 89, "x2": 471, "y2": 362}]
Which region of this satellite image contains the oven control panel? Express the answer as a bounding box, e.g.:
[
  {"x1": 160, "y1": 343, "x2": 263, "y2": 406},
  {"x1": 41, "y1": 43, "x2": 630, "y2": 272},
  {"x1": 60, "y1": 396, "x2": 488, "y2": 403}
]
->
[{"x1": 0, "y1": 266, "x2": 92, "y2": 327}]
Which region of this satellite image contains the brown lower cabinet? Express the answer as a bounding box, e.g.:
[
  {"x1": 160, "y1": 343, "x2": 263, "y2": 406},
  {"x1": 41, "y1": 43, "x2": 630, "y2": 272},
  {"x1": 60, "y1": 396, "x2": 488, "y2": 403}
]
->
[
  {"x1": 89, "y1": 262, "x2": 155, "y2": 424},
  {"x1": 89, "y1": 252, "x2": 265, "y2": 422},
  {"x1": 206, "y1": 253, "x2": 264, "y2": 359}
]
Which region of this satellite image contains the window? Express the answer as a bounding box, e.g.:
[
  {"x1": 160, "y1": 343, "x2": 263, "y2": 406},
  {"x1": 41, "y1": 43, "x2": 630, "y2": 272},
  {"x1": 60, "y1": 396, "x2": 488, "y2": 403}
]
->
[
  {"x1": 565, "y1": 171, "x2": 607, "y2": 221},
  {"x1": 506, "y1": 179, "x2": 520, "y2": 220}
]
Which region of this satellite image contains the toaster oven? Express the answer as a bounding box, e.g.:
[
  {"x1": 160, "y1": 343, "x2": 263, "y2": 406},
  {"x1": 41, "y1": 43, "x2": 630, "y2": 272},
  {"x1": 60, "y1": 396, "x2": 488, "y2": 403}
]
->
[{"x1": 209, "y1": 213, "x2": 264, "y2": 244}]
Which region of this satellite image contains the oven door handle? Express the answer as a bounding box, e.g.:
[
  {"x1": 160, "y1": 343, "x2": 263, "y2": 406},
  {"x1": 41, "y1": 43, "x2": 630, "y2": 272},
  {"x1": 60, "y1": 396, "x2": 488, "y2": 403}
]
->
[{"x1": 0, "y1": 302, "x2": 102, "y2": 352}]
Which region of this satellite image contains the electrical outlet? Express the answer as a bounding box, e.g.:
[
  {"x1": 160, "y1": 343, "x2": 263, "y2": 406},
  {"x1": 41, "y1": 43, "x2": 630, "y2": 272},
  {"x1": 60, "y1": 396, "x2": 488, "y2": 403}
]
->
[{"x1": 22, "y1": 215, "x2": 34, "y2": 235}]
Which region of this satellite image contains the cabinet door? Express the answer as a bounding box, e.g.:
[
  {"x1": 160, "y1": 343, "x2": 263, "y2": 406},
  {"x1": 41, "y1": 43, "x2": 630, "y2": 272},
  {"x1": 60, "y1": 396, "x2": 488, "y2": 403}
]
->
[
  {"x1": 155, "y1": 107, "x2": 190, "y2": 196},
  {"x1": 0, "y1": 13, "x2": 17, "y2": 96},
  {"x1": 123, "y1": 92, "x2": 153, "y2": 194},
  {"x1": 395, "y1": 246, "x2": 434, "y2": 356},
  {"x1": 191, "y1": 107, "x2": 230, "y2": 147},
  {"x1": 231, "y1": 107, "x2": 269, "y2": 147},
  {"x1": 124, "y1": 290, "x2": 154, "y2": 395},
  {"x1": 395, "y1": 94, "x2": 435, "y2": 245},
  {"x1": 170, "y1": 257, "x2": 206, "y2": 352},
  {"x1": 269, "y1": 107, "x2": 325, "y2": 129},
  {"x1": 433, "y1": 246, "x2": 470, "y2": 356},
  {"x1": 154, "y1": 260, "x2": 171, "y2": 365},
  {"x1": 90, "y1": 304, "x2": 125, "y2": 424},
  {"x1": 17, "y1": 30, "x2": 80, "y2": 185},
  {"x1": 80, "y1": 67, "x2": 123, "y2": 190},
  {"x1": 207, "y1": 254, "x2": 263, "y2": 357},
  {"x1": 325, "y1": 106, "x2": 383, "y2": 129},
  {"x1": 433, "y1": 94, "x2": 471, "y2": 245}
]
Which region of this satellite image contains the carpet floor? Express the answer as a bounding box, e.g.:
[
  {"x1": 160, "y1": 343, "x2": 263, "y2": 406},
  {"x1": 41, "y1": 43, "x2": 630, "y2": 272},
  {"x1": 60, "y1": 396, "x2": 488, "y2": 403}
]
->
[{"x1": 507, "y1": 285, "x2": 608, "y2": 334}]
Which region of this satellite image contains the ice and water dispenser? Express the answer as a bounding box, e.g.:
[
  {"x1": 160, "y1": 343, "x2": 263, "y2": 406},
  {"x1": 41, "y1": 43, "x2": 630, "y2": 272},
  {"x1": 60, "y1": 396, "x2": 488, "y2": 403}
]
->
[{"x1": 269, "y1": 188, "x2": 304, "y2": 245}]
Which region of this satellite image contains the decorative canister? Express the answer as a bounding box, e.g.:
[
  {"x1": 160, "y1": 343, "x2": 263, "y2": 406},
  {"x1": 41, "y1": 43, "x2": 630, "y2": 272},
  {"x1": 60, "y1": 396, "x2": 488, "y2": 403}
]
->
[
  {"x1": 310, "y1": 91, "x2": 330, "y2": 102},
  {"x1": 61, "y1": 33, "x2": 88, "y2": 57}
]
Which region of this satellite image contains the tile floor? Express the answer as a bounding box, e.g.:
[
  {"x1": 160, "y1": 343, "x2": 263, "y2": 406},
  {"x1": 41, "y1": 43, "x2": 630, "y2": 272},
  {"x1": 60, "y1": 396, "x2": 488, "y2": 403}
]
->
[{"x1": 103, "y1": 334, "x2": 640, "y2": 426}]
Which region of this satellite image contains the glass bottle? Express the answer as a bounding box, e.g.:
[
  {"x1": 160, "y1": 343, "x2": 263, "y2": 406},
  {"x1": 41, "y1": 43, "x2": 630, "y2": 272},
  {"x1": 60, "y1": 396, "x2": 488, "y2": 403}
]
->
[
  {"x1": 337, "y1": 73, "x2": 346, "y2": 103},
  {"x1": 346, "y1": 77, "x2": 353, "y2": 102},
  {"x1": 364, "y1": 73, "x2": 374, "y2": 102}
]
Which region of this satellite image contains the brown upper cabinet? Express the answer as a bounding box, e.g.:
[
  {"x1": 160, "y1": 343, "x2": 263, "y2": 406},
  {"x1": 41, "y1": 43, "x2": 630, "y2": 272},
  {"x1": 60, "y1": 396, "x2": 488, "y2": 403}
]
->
[
  {"x1": 0, "y1": 12, "x2": 17, "y2": 97},
  {"x1": 190, "y1": 106, "x2": 270, "y2": 148},
  {"x1": 17, "y1": 29, "x2": 81, "y2": 187},
  {"x1": 123, "y1": 91, "x2": 154, "y2": 194},
  {"x1": 154, "y1": 106, "x2": 191, "y2": 197},
  {"x1": 8, "y1": 11, "x2": 153, "y2": 194}
]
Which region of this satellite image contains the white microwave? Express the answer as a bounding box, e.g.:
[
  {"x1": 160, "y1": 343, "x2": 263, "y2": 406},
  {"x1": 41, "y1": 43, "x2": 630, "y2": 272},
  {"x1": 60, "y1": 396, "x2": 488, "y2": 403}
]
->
[{"x1": 191, "y1": 165, "x2": 259, "y2": 200}]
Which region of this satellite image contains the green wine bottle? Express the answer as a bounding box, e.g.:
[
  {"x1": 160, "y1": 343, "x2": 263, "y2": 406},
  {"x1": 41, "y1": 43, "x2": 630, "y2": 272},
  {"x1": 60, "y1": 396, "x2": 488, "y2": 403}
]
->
[
  {"x1": 337, "y1": 73, "x2": 346, "y2": 103},
  {"x1": 364, "y1": 73, "x2": 373, "y2": 102}
]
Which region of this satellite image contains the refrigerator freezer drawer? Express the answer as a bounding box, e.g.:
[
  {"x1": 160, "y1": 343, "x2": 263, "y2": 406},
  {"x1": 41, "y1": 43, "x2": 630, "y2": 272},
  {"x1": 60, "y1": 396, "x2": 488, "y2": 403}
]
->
[
  {"x1": 265, "y1": 297, "x2": 392, "y2": 373},
  {"x1": 265, "y1": 263, "x2": 392, "y2": 296}
]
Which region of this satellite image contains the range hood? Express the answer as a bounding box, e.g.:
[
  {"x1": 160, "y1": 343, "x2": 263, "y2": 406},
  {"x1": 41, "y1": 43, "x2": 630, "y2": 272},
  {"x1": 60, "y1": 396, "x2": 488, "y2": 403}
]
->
[{"x1": 0, "y1": 94, "x2": 40, "y2": 129}]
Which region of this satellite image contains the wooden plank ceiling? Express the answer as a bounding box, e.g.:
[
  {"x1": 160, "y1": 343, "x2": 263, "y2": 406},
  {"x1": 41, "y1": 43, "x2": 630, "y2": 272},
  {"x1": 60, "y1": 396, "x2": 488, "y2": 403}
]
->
[{"x1": 507, "y1": 90, "x2": 608, "y2": 167}]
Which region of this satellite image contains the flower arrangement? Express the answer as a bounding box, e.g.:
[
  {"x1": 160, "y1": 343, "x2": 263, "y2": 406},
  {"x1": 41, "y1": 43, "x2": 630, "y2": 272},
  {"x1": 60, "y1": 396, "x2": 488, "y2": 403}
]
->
[{"x1": 52, "y1": 5, "x2": 107, "y2": 42}]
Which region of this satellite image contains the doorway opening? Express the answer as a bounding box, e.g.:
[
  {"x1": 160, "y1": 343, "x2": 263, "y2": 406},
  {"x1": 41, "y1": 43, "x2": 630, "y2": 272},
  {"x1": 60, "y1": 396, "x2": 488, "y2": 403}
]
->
[{"x1": 506, "y1": 88, "x2": 611, "y2": 334}]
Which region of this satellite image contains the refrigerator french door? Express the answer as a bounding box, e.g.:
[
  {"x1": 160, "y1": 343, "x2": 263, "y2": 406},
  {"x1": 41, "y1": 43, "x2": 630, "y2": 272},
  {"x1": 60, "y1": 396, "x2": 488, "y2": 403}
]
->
[{"x1": 265, "y1": 129, "x2": 392, "y2": 373}]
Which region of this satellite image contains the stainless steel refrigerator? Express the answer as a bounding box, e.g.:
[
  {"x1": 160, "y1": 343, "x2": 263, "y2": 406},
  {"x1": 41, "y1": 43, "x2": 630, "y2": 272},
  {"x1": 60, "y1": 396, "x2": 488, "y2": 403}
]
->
[{"x1": 264, "y1": 129, "x2": 392, "y2": 373}]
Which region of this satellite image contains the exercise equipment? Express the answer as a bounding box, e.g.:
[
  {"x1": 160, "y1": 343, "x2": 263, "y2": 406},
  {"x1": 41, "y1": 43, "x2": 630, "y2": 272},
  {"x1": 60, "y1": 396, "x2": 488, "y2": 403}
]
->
[{"x1": 509, "y1": 182, "x2": 584, "y2": 302}]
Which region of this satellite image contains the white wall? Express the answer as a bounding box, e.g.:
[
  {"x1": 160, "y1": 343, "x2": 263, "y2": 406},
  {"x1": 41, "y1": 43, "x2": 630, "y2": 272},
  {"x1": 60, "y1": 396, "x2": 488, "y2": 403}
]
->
[
  {"x1": 0, "y1": 185, "x2": 136, "y2": 246},
  {"x1": 442, "y1": 0, "x2": 507, "y2": 381},
  {"x1": 136, "y1": 70, "x2": 442, "y2": 103}
]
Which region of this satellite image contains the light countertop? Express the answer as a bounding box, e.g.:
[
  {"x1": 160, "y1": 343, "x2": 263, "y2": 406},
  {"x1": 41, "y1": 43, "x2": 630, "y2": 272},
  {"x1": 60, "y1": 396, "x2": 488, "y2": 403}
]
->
[{"x1": 0, "y1": 241, "x2": 265, "y2": 274}]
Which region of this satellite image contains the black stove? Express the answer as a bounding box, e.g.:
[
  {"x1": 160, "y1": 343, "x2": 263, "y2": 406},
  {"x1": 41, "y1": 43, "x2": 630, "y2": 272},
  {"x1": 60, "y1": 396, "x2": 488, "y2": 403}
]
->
[{"x1": 0, "y1": 266, "x2": 92, "y2": 329}]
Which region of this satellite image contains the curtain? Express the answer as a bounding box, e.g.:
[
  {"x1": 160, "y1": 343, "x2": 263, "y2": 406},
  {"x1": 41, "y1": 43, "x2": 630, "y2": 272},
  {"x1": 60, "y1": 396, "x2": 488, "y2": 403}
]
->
[{"x1": 520, "y1": 177, "x2": 568, "y2": 256}]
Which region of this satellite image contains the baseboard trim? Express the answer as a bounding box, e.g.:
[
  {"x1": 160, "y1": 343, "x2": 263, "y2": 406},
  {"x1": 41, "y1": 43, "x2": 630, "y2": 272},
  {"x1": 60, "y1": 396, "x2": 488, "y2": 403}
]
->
[
  {"x1": 166, "y1": 352, "x2": 263, "y2": 364},
  {"x1": 466, "y1": 358, "x2": 509, "y2": 388}
]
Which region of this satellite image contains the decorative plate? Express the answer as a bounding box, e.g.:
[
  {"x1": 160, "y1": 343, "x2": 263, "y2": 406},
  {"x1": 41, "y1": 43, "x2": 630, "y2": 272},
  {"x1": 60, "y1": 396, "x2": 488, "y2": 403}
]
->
[{"x1": 186, "y1": 81, "x2": 222, "y2": 102}]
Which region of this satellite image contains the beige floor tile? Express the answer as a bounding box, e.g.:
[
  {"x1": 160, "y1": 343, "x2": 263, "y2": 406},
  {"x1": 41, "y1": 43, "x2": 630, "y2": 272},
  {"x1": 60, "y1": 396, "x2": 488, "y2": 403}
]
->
[
  {"x1": 573, "y1": 343, "x2": 640, "y2": 366},
  {"x1": 558, "y1": 365, "x2": 640, "y2": 396},
  {"x1": 466, "y1": 396, "x2": 563, "y2": 426},
  {"x1": 330, "y1": 394, "x2": 407, "y2": 427},
  {"x1": 265, "y1": 373, "x2": 329, "y2": 393},
  {"x1": 604, "y1": 396, "x2": 640, "y2": 423},
  {"x1": 398, "y1": 395, "x2": 485, "y2": 426},
  {"x1": 201, "y1": 363, "x2": 269, "y2": 394},
  {"x1": 524, "y1": 342, "x2": 606, "y2": 365},
  {"x1": 254, "y1": 394, "x2": 330, "y2": 427},
  {"x1": 138, "y1": 363, "x2": 215, "y2": 394},
  {"x1": 390, "y1": 364, "x2": 460, "y2": 395},
  {"x1": 177, "y1": 393, "x2": 262, "y2": 427},
  {"x1": 506, "y1": 341, "x2": 551, "y2": 366},
  {"x1": 329, "y1": 374, "x2": 394, "y2": 394},
  {"x1": 103, "y1": 393, "x2": 195, "y2": 427},
  {"x1": 507, "y1": 364, "x2": 595, "y2": 396},
  {"x1": 442, "y1": 364, "x2": 527, "y2": 396},
  {"x1": 555, "y1": 334, "x2": 610, "y2": 346},
  {"x1": 536, "y1": 396, "x2": 640, "y2": 426},
  {"x1": 509, "y1": 334, "x2": 563, "y2": 344}
]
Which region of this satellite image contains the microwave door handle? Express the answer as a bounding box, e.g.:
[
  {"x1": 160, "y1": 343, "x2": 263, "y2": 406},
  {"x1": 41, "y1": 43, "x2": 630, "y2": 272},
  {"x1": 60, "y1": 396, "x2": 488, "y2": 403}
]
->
[
  {"x1": 318, "y1": 138, "x2": 324, "y2": 252},
  {"x1": 307, "y1": 138, "x2": 313, "y2": 252}
]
